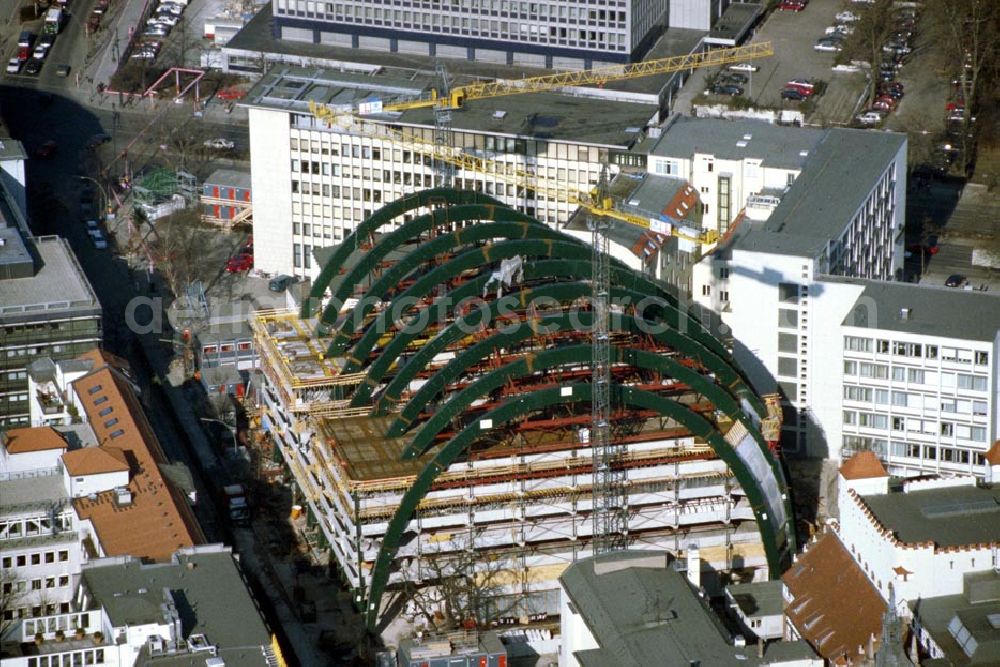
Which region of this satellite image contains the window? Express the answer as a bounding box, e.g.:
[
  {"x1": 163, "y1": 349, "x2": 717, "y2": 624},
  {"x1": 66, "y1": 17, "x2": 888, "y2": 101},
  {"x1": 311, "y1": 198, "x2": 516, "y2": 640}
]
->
[
  {"x1": 974, "y1": 351, "x2": 989, "y2": 366},
  {"x1": 892, "y1": 367, "x2": 905, "y2": 382},
  {"x1": 58, "y1": 550, "x2": 68, "y2": 562},
  {"x1": 926, "y1": 345, "x2": 938, "y2": 359},
  {"x1": 874, "y1": 389, "x2": 889, "y2": 405},
  {"x1": 103, "y1": 418, "x2": 118, "y2": 428},
  {"x1": 779, "y1": 333, "x2": 798, "y2": 353},
  {"x1": 293, "y1": 243, "x2": 301, "y2": 268},
  {"x1": 86, "y1": 385, "x2": 102, "y2": 395},
  {"x1": 94, "y1": 396, "x2": 108, "y2": 405},
  {"x1": 957, "y1": 374, "x2": 987, "y2": 391},
  {"x1": 907, "y1": 369, "x2": 925, "y2": 384},
  {"x1": 109, "y1": 429, "x2": 125, "y2": 439},
  {"x1": 702, "y1": 285, "x2": 711, "y2": 297},
  {"x1": 844, "y1": 360, "x2": 858, "y2": 375},
  {"x1": 778, "y1": 357, "x2": 797, "y2": 377},
  {"x1": 778, "y1": 283, "x2": 800, "y2": 304},
  {"x1": 98, "y1": 407, "x2": 112, "y2": 417},
  {"x1": 845, "y1": 336, "x2": 872, "y2": 352},
  {"x1": 859, "y1": 363, "x2": 888, "y2": 380},
  {"x1": 843, "y1": 411, "x2": 857, "y2": 425},
  {"x1": 778, "y1": 309, "x2": 798, "y2": 328}
]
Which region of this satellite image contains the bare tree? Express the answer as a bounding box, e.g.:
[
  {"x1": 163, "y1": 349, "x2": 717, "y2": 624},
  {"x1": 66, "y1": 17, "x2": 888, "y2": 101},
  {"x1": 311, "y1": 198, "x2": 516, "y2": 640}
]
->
[
  {"x1": 401, "y1": 539, "x2": 523, "y2": 631},
  {"x1": 146, "y1": 207, "x2": 213, "y2": 298},
  {"x1": 923, "y1": 0, "x2": 1000, "y2": 169},
  {"x1": 841, "y1": 0, "x2": 896, "y2": 107},
  {"x1": 1, "y1": 567, "x2": 29, "y2": 644}
]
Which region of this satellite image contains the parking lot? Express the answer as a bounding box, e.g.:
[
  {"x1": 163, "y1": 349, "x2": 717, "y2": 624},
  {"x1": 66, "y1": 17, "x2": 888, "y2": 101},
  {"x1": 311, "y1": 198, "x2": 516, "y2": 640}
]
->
[{"x1": 747, "y1": 0, "x2": 867, "y2": 124}]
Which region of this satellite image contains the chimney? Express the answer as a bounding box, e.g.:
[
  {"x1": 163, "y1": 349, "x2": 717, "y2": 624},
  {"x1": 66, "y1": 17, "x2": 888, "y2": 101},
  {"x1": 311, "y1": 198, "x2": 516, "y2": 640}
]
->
[
  {"x1": 113, "y1": 487, "x2": 132, "y2": 507},
  {"x1": 686, "y1": 544, "x2": 700, "y2": 589}
]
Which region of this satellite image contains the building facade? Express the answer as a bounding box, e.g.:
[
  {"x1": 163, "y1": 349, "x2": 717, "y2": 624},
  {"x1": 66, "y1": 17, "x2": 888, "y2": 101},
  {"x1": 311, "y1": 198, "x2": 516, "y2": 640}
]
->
[
  {"x1": 271, "y1": 0, "x2": 668, "y2": 68},
  {"x1": 245, "y1": 66, "x2": 658, "y2": 281},
  {"x1": 0, "y1": 231, "x2": 102, "y2": 427}
]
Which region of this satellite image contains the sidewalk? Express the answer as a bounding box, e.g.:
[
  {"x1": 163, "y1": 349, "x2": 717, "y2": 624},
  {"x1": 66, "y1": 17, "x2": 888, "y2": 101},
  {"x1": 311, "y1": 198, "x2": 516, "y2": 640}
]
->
[{"x1": 88, "y1": 0, "x2": 156, "y2": 87}]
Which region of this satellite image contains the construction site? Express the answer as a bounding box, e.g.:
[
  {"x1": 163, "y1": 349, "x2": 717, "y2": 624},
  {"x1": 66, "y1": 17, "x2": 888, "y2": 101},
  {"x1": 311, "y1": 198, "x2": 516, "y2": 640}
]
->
[{"x1": 251, "y1": 188, "x2": 794, "y2": 635}]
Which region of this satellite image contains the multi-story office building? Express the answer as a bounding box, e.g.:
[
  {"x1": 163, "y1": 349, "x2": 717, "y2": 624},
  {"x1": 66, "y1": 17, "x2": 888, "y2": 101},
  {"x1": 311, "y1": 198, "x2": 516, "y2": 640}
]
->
[
  {"x1": 245, "y1": 66, "x2": 658, "y2": 280},
  {"x1": 0, "y1": 228, "x2": 103, "y2": 427},
  {"x1": 272, "y1": 0, "x2": 669, "y2": 68}
]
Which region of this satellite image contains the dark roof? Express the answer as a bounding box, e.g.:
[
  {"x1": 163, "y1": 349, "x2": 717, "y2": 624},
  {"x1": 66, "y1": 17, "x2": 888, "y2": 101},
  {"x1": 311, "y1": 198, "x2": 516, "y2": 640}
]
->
[
  {"x1": 860, "y1": 485, "x2": 1000, "y2": 548},
  {"x1": 734, "y1": 129, "x2": 906, "y2": 258},
  {"x1": 82, "y1": 547, "x2": 270, "y2": 665},
  {"x1": 560, "y1": 551, "x2": 762, "y2": 666},
  {"x1": 842, "y1": 278, "x2": 1000, "y2": 342},
  {"x1": 782, "y1": 532, "x2": 886, "y2": 665},
  {"x1": 726, "y1": 580, "x2": 784, "y2": 618},
  {"x1": 908, "y1": 570, "x2": 1000, "y2": 666}
]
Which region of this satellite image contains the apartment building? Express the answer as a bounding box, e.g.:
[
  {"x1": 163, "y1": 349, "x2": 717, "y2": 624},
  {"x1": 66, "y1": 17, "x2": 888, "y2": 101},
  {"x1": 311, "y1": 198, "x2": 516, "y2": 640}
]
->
[
  {"x1": 0, "y1": 428, "x2": 85, "y2": 633},
  {"x1": 0, "y1": 229, "x2": 102, "y2": 427},
  {"x1": 2, "y1": 546, "x2": 277, "y2": 667},
  {"x1": 245, "y1": 66, "x2": 658, "y2": 280},
  {"x1": 271, "y1": 0, "x2": 669, "y2": 68}
]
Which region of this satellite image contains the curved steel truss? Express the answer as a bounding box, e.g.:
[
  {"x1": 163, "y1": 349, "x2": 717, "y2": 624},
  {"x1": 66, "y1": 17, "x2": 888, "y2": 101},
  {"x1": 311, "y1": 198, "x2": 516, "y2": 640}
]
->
[{"x1": 302, "y1": 188, "x2": 794, "y2": 631}]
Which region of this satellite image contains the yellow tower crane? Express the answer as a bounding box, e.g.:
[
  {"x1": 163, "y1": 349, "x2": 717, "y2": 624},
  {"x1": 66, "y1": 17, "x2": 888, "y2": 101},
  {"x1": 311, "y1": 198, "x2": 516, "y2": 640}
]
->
[{"x1": 307, "y1": 41, "x2": 772, "y2": 247}]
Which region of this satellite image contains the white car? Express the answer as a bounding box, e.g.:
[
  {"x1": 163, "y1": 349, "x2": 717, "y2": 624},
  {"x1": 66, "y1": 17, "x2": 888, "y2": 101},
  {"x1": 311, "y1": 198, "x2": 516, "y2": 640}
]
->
[
  {"x1": 814, "y1": 41, "x2": 841, "y2": 52},
  {"x1": 157, "y1": 3, "x2": 184, "y2": 14},
  {"x1": 150, "y1": 14, "x2": 178, "y2": 26},
  {"x1": 5, "y1": 57, "x2": 20, "y2": 74},
  {"x1": 836, "y1": 10, "x2": 859, "y2": 21},
  {"x1": 728, "y1": 63, "x2": 759, "y2": 73},
  {"x1": 90, "y1": 230, "x2": 108, "y2": 249},
  {"x1": 204, "y1": 138, "x2": 235, "y2": 150},
  {"x1": 825, "y1": 24, "x2": 854, "y2": 35},
  {"x1": 33, "y1": 45, "x2": 49, "y2": 60},
  {"x1": 856, "y1": 111, "x2": 885, "y2": 125}
]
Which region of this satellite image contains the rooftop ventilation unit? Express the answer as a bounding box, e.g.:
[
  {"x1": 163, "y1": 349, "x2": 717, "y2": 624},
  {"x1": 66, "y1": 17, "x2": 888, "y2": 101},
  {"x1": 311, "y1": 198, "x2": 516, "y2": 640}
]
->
[
  {"x1": 736, "y1": 140, "x2": 748, "y2": 148},
  {"x1": 799, "y1": 150, "x2": 809, "y2": 157},
  {"x1": 900, "y1": 308, "x2": 912, "y2": 321},
  {"x1": 742, "y1": 133, "x2": 752, "y2": 141},
  {"x1": 114, "y1": 487, "x2": 133, "y2": 506},
  {"x1": 492, "y1": 110, "x2": 507, "y2": 120}
]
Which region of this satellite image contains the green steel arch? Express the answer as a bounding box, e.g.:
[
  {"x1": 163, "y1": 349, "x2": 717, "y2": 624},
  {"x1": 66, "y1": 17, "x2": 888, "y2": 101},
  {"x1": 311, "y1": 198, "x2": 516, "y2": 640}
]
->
[
  {"x1": 305, "y1": 188, "x2": 507, "y2": 318},
  {"x1": 339, "y1": 244, "x2": 592, "y2": 372},
  {"x1": 370, "y1": 282, "x2": 730, "y2": 413},
  {"x1": 318, "y1": 205, "x2": 551, "y2": 335},
  {"x1": 346, "y1": 257, "x2": 721, "y2": 407},
  {"x1": 341, "y1": 251, "x2": 704, "y2": 375},
  {"x1": 402, "y1": 344, "x2": 744, "y2": 459},
  {"x1": 364, "y1": 383, "x2": 792, "y2": 631},
  {"x1": 325, "y1": 221, "x2": 570, "y2": 357}
]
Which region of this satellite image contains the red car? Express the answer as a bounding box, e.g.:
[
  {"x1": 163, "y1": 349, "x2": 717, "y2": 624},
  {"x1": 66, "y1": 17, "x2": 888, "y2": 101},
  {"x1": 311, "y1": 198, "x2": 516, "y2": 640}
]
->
[
  {"x1": 217, "y1": 88, "x2": 246, "y2": 101},
  {"x1": 778, "y1": 1, "x2": 807, "y2": 11},
  {"x1": 226, "y1": 253, "x2": 253, "y2": 273}
]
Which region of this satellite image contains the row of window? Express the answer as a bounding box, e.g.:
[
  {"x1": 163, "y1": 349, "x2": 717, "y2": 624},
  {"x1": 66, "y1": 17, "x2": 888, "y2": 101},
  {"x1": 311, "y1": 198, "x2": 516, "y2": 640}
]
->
[
  {"x1": 2, "y1": 573, "x2": 72, "y2": 594},
  {"x1": 844, "y1": 411, "x2": 989, "y2": 441},
  {"x1": 0, "y1": 514, "x2": 73, "y2": 541},
  {"x1": 844, "y1": 385, "x2": 989, "y2": 415},
  {"x1": 844, "y1": 336, "x2": 990, "y2": 366},
  {"x1": 842, "y1": 436, "x2": 987, "y2": 466},
  {"x1": 2, "y1": 549, "x2": 71, "y2": 568},
  {"x1": 24, "y1": 649, "x2": 106, "y2": 667},
  {"x1": 843, "y1": 361, "x2": 989, "y2": 391}
]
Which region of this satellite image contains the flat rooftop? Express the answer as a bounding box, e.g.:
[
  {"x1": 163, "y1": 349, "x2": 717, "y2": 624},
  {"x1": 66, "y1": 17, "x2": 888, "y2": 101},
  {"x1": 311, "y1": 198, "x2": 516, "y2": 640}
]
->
[
  {"x1": 204, "y1": 168, "x2": 251, "y2": 190},
  {"x1": 243, "y1": 65, "x2": 657, "y2": 146},
  {"x1": 0, "y1": 471, "x2": 67, "y2": 512},
  {"x1": 861, "y1": 485, "x2": 1000, "y2": 548},
  {"x1": 560, "y1": 551, "x2": 763, "y2": 666},
  {"x1": 83, "y1": 547, "x2": 270, "y2": 665},
  {"x1": 734, "y1": 128, "x2": 906, "y2": 258},
  {"x1": 908, "y1": 572, "x2": 1000, "y2": 666},
  {"x1": 650, "y1": 115, "x2": 824, "y2": 170},
  {"x1": 840, "y1": 277, "x2": 1000, "y2": 342},
  {"x1": 0, "y1": 235, "x2": 102, "y2": 323},
  {"x1": 726, "y1": 580, "x2": 784, "y2": 618}
]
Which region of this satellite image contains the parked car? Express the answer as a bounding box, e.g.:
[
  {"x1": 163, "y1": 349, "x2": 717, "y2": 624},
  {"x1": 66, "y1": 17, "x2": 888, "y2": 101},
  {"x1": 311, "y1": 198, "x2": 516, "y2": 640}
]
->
[
  {"x1": 5, "y1": 58, "x2": 20, "y2": 74},
  {"x1": 856, "y1": 111, "x2": 885, "y2": 125},
  {"x1": 269, "y1": 275, "x2": 297, "y2": 292},
  {"x1": 84, "y1": 219, "x2": 100, "y2": 232},
  {"x1": 728, "y1": 63, "x2": 759, "y2": 72},
  {"x1": 813, "y1": 40, "x2": 841, "y2": 52},
  {"x1": 787, "y1": 79, "x2": 816, "y2": 91},
  {"x1": 92, "y1": 0, "x2": 110, "y2": 12},
  {"x1": 226, "y1": 253, "x2": 253, "y2": 273},
  {"x1": 945, "y1": 274, "x2": 966, "y2": 288},
  {"x1": 32, "y1": 44, "x2": 49, "y2": 60},
  {"x1": 144, "y1": 24, "x2": 169, "y2": 36},
  {"x1": 711, "y1": 83, "x2": 744, "y2": 96},
  {"x1": 720, "y1": 71, "x2": 748, "y2": 84},
  {"x1": 55, "y1": 64, "x2": 70, "y2": 77},
  {"x1": 157, "y1": 2, "x2": 185, "y2": 14},
  {"x1": 781, "y1": 88, "x2": 807, "y2": 101},
  {"x1": 23, "y1": 58, "x2": 43, "y2": 75},
  {"x1": 35, "y1": 140, "x2": 57, "y2": 158},
  {"x1": 204, "y1": 137, "x2": 235, "y2": 150},
  {"x1": 778, "y1": 0, "x2": 807, "y2": 11},
  {"x1": 90, "y1": 230, "x2": 108, "y2": 250},
  {"x1": 825, "y1": 24, "x2": 853, "y2": 35},
  {"x1": 149, "y1": 14, "x2": 179, "y2": 26},
  {"x1": 836, "y1": 10, "x2": 859, "y2": 21}
]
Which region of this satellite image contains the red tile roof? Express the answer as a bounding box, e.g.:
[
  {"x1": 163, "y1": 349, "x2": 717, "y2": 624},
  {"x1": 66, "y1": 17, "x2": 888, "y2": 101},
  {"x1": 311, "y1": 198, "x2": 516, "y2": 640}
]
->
[
  {"x1": 783, "y1": 532, "x2": 886, "y2": 665},
  {"x1": 3, "y1": 426, "x2": 68, "y2": 454},
  {"x1": 70, "y1": 361, "x2": 203, "y2": 562},
  {"x1": 62, "y1": 446, "x2": 130, "y2": 476},
  {"x1": 839, "y1": 451, "x2": 887, "y2": 480},
  {"x1": 986, "y1": 440, "x2": 1000, "y2": 465}
]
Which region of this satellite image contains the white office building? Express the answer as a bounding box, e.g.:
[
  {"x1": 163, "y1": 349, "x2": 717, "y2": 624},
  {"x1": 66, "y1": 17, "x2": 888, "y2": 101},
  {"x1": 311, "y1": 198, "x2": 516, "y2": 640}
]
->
[
  {"x1": 245, "y1": 66, "x2": 658, "y2": 281},
  {"x1": 271, "y1": 0, "x2": 669, "y2": 68}
]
